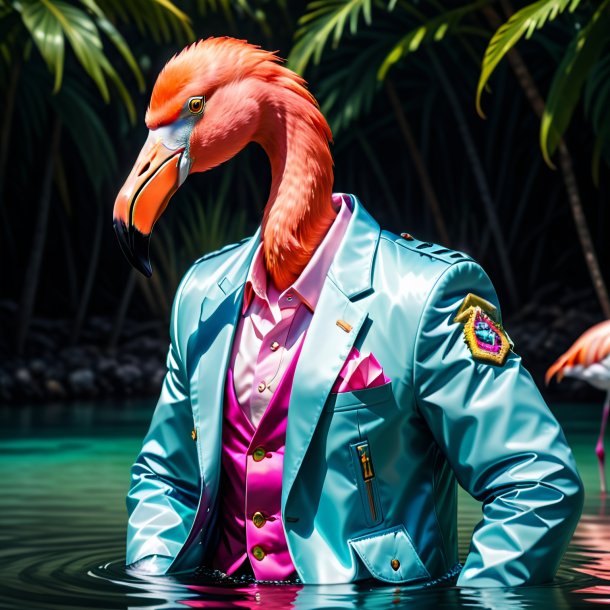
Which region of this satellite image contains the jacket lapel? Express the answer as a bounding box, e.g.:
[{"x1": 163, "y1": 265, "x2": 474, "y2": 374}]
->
[
  {"x1": 189, "y1": 230, "x2": 260, "y2": 503},
  {"x1": 282, "y1": 195, "x2": 381, "y2": 509}
]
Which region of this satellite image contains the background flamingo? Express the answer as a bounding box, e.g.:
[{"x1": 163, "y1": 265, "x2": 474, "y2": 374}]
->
[{"x1": 547, "y1": 320, "x2": 610, "y2": 493}]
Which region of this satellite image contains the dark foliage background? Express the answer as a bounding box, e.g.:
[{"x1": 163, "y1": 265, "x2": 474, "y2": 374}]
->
[{"x1": 0, "y1": 0, "x2": 608, "y2": 403}]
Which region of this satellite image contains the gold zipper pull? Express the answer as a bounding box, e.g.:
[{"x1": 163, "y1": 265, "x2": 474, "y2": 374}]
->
[{"x1": 357, "y1": 442, "x2": 377, "y2": 522}]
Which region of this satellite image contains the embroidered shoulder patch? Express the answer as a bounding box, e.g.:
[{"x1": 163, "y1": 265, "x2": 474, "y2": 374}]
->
[{"x1": 453, "y1": 294, "x2": 510, "y2": 366}]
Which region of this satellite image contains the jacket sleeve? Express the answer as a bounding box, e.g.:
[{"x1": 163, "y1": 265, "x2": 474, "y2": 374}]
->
[
  {"x1": 125, "y1": 273, "x2": 201, "y2": 574},
  {"x1": 413, "y1": 260, "x2": 584, "y2": 587}
]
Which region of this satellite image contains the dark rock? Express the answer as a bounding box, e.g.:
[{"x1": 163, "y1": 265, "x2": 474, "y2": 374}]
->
[
  {"x1": 115, "y1": 364, "x2": 143, "y2": 391},
  {"x1": 14, "y1": 367, "x2": 33, "y2": 385},
  {"x1": 96, "y1": 357, "x2": 118, "y2": 375},
  {"x1": 45, "y1": 379, "x2": 66, "y2": 398},
  {"x1": 28, "y1": 331, "x2": 57, "y2": 351},
  {"x1": 68, "y1": 369, "x2": 97, "y2": 396},
  {"x1": 0, "y1": 369, "x2": 14, "y2": 402},
  {"x1": 118, "y1": 353, "x2": 139, "y2": 366},
  {"x1": 150, "y1": 367, "x2": 166, "y2": 391},
  {"x1": 13, "y1": 367, "x2": 42, "y2": 399},
  {"x1": 44, "y1": 364, "x2": 67, "y2": 383},
  {"x1": 29, "y1": 359, "x2": 47, "y2": 376}
]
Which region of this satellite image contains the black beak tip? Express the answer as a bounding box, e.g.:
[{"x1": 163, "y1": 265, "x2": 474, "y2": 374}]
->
[{"x1": 113, "y1": 218, "x2": 153, "y2": 278}]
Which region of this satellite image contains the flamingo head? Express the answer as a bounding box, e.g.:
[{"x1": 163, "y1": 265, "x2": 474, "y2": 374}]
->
[{"x1": 113, "y1": 37, "x2": 313, "y2": 276}]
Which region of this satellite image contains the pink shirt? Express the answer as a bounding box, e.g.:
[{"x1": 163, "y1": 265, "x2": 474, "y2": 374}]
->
[{"x1": 229, "y1": 193, "x2": 353, "y2": 426}]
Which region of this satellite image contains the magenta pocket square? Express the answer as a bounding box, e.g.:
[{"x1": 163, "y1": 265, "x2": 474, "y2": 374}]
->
[{"x1": 332, "y1": 347, "x2": 390, "y2": 393}]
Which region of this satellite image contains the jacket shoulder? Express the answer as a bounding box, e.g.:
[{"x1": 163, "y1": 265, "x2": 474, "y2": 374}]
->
[
  {"x1": 180, "y1": 236, "x2": 252, "y2": 294},
  {"x1": 192, "y1": 236, "x2": 252, "y2": 266},
  {"x1": 379, "y1": 230, "x2": 472, "y2": 268},
  {"x1": 187, "y1": 237, "x2": 252, "y2": 274},
  {"x1": 169, "y1": 236, "x2": 253, "y2": 340},
  {"x1": 373, "y1": 230, "x2": 480, "y2": 319}
]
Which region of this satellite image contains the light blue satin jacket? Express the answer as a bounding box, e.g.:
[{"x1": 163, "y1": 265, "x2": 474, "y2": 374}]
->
[{"x1": 126, "y1": 195, "x2": 584, "y2": 587}]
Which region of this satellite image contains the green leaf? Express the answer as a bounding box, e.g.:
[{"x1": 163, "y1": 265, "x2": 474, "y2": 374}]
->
[
  {"x1": 540, "y1": 0, "x2": 610, "y2": 166},
  {"x1": 77, "y1": 0, "x2": 145, "y2": 91},
  {"x1": 315, "y1": 32, "x2": 390, "y2": 132},
  {"x1": 19, "y1": 0, "x2": 67, "y2": 91},
  {"x1": 96, "y1": 51, "x2": 136, "y2": 122},
  {"x1": 378, "y1": 0, "x2": 490, "y2": 81},
  {"x1": 50, "y1": 79, "x2": 118, "y2": 192},
  {"x1": 288, "y1": 0, "x2": 376, "y2": 74},
  {"x1": 476, "y1": 0, "x2": 582, "y2": 117},
  {"x1": 88, "y1": 0, "x2": 193, "y2": 42},
  {"x1": 585, "y1": 51, "x2": 610, "y2": 144}
]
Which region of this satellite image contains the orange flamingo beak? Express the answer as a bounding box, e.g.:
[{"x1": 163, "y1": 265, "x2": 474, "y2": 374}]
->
[{"x1": 113, "y1": 133, "x2": 187, "y2": 276}]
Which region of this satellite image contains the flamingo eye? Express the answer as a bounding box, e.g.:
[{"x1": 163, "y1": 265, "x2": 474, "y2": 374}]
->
[{"x1": 188, "y1": 96, "x2": 205, "y2": 114}]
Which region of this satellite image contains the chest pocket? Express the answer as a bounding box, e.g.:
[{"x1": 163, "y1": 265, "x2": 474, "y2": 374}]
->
[{"x1": 327, "y1": 381, "x2": 394, "y2": 412}]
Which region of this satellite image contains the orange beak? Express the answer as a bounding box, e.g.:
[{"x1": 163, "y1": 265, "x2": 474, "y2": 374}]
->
[{"x1": 113, "y1": 134, "x2": 186, "y2": 276}]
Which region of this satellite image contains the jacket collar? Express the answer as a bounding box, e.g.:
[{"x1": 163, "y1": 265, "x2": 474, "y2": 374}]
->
[
  {"x1": 327, "y1": 194, "x2": 380, "y2": 299},
  {"x1": 213, "y1": 193, "x2": 380, "y2": 303}
]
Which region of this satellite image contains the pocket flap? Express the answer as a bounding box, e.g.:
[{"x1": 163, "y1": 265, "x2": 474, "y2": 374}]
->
[
  {"x1": 349, "y1": 525, "x2": 430, "y2": 584},
  {"x1": 328, "y1": 381, "x2": 393, "y2": 411}
]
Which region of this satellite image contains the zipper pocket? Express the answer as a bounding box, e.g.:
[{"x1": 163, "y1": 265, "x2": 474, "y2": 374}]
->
[{"x1": 350, "y1": 439, "x2": 383, "y2": 526}]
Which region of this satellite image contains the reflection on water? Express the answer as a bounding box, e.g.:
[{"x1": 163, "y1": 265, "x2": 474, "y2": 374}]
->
[
  {"x1": 0, "y1": 401, "x2": 608, "y2": 609},
  {"x1": 571, "y1": 513, "x2": 610, "y2": 605}
]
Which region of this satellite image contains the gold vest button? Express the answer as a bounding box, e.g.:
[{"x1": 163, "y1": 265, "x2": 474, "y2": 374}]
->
[
  {"x1": 252, "y1": 447, "x2": 266, "y2": 462},
  {"x1": 191, "y1": 429, "x2": 197, "y2": 441},
  {"x1": 252, "y1": 545, "x2": 266, "y2": 561},
  {"x1": 391, "y1": 558, "x2": 400, "y2": 571},
  {"x1": 252, "y1": 511, "x2": 266, "y2": 528}
]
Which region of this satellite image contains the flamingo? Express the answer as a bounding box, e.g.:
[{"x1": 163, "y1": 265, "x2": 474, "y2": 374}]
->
[
  {"x1": 113, "y1": 37, "x2": 335, "y2": 292},
  {"x1": 546, "y1": 320, "x2": 610, "y2": 494}
]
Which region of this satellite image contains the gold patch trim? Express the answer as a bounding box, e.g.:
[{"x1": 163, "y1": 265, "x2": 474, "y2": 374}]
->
[{"x1": 453, "y1": 293, "x2": 498, "y2": 324}]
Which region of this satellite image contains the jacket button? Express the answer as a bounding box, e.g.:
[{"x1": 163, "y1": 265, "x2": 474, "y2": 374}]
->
[
  {"x1": 252, "y1": 545, "x2": 266, "y2": 561},
  {"x1": 252, "y1": 511, "x2": 266, "y2": 528},
  {"x1": 270, "y1": 341, "x2": 280, "y2": 351},
  {"x1": 257, "y1": 381, "x2": 266, "y2": 392},
  {"x1": 252, "y1": 447, "x2": 266, "y2": 462},
  {"x1": 400, "y1": 232, "x2": 414, "y2": 241},
  {"x1": 391, "y1": 559, "x2": 400, "y2": 571},
  {"x1": 191, "y1": 429, "x2": 197, "y2": 441}
]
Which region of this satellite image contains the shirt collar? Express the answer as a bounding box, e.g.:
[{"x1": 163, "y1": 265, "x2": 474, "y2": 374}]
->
[{"x1": 242, "y1": 193, "x2": 353, "y2": 315}]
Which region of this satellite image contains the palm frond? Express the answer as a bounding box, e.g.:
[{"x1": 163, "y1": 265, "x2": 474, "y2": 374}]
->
[
  {"x1": 540, "y1": 0, "x2": 610, "y2": 167},
  {"x1": 378, "y1": 0, "x2": 490, "y2": 80},
  {"x1": 11, "y1": 0, "x2": 189, "y2": 122},
  {"x1": 196, "y1": 0, "x2": 237, "y2": 28},
  {"x1": 96, "y1": 0, "x2": 193, "y2": 42},
  {"x1": 476, "y1": 0, "x2": 582, "y2": 116},
  {"x1": 49, "y1": 79, "x2": 118, "y2": 192},
  {"x1": 315, "y1": 31, "x2": 392, "y2": 132},
  {"x1": 585, "y1": 50, "x2": 610, "y2": 179},
  {"x1": 288, "y1": 0, "x2": 379, "y2": 74},
  {"x1": 18, "y1": 0, "x2": 69, "y2": 92},
  {"x1": 78, "y1": 0, "x2": 145, "y2": 91}
]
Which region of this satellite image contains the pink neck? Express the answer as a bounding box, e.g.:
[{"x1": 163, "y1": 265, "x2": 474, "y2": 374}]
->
[{"x1": 255, "y1": 89, "x2": 335, "y2": 292}]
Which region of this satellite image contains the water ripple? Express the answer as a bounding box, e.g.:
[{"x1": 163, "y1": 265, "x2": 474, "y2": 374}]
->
[{"x1": 0, "y1": 421, "x2": 609, "y2": 609}]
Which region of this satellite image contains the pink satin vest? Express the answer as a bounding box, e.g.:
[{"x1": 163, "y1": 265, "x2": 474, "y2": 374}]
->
[{"x1": 211, "y1": 336, "x2": 305, "y2": 580}]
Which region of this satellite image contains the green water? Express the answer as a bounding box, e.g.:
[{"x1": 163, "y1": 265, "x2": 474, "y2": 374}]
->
[{"x1": 0, "y1": 401, "x2": 608, "y2": 609}]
